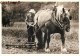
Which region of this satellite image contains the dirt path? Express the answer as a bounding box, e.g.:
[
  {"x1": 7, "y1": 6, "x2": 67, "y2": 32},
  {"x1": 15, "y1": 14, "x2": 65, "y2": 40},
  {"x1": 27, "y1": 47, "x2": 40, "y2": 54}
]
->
[{"x1": 2, "y1": 35, "x2": 79, "y2": 54}]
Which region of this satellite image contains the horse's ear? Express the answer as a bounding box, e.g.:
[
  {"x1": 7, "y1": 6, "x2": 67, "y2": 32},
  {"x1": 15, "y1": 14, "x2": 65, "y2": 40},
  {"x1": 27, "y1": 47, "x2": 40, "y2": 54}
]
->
[{"x1": 62, "y1": 8, "x2": 65, "y2": 13}]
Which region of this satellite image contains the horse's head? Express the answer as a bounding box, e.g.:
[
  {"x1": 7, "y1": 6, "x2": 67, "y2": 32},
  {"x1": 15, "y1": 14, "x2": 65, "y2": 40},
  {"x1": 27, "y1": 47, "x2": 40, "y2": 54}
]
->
[
  {"x1": 61, "y1": 8, "x2": 72, "y2": 20},
  {"x1": 61, "y1": 8, "x2": 72, "y2": 32},
  {"x1": 55, "y1": 5, "x2": 72, "y2": 32}
]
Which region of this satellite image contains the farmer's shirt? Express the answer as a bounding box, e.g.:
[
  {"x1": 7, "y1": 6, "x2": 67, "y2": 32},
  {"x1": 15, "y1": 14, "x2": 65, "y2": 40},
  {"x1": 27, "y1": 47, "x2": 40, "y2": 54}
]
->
[{"x1": 25, "y1": 12, "x2": 35, "y2": 26}]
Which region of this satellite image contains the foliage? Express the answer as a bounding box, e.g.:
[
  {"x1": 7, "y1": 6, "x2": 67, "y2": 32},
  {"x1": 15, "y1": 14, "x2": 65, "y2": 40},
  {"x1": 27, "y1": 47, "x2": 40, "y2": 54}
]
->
[{"x1": 2, "y1": 2, "x2": 79, "y2": 22}]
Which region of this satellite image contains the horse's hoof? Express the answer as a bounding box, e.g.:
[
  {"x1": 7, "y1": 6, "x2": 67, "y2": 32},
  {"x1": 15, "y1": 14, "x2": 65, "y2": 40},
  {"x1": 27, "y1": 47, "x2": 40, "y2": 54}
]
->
[
  {"x1": 45, "y1": 48, "x2": 50, "y2": 52},
  {"x1": 61, "y1": 48, "x2": 67, "y2": 54}
]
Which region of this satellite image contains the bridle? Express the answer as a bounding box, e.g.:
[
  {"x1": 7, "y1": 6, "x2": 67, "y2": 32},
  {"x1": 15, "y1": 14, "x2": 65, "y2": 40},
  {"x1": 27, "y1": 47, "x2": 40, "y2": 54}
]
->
[
  {"x1": 52, "y1": 8, "x2": 70, "y2": 30},
  {"x1": 54, "y1": 17, "x2": 64, "y2": 30}
]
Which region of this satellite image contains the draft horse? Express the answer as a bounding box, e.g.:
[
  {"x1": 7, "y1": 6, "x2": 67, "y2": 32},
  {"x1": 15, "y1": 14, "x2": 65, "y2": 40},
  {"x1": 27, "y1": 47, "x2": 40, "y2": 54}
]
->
[{"x1": 34, "y1": 5, "x2": 72, "y2": 53}]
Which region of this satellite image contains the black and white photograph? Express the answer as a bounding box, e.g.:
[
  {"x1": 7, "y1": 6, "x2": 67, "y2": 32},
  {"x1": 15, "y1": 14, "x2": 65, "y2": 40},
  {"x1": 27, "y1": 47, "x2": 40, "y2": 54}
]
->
[{"x1": 2, "y1": 2, "x2": 79, "y2": 54}]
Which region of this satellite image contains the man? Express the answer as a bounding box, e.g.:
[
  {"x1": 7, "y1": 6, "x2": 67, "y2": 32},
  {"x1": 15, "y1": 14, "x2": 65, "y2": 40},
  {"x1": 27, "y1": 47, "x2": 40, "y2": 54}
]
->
[{"x1": 25, "y1": 9, "x2": 36, "y2": 48}]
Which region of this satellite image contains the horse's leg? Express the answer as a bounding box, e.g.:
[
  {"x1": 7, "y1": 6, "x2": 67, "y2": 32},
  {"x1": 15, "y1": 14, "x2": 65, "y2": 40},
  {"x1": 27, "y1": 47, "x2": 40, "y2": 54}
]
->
[
  {"x1": 42, "y1": 32, "x2": 46, "y2": 48},
  {"x1": 45, "y1": 29, "x2": 50, "y2": 52},
  {"x1": 60, "y1": 32, "x2": 67, "y2": 53},
  {"x1": 36, "y1": 30, "x2": 43, "y2": 49},
  {"x1": 47, "y1": 34, "x2": 50, "y2": 49},
  {"x1": 43, "y1": 32, "x2": 47, "y2": 49}
]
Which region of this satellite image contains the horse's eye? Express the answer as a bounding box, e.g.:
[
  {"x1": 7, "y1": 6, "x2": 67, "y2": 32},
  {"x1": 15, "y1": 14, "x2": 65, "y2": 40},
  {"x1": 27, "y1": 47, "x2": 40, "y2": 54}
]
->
[
  {"x1": 69, "y1": 16, "x2": 72, "y2": 20},
  {"x1": 65, "y1": 13, "x2": 67, "y2": 16}
]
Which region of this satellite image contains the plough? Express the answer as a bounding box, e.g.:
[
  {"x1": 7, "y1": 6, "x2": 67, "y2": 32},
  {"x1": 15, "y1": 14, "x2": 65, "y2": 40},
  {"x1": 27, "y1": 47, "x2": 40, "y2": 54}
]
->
[{"x1": 5, "y1": 42, "x2": 37, "y2": 49}]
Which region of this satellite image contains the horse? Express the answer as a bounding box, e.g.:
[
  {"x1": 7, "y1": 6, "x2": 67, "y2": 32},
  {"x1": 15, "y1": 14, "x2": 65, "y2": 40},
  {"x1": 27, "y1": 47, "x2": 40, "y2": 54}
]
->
[{"x1": 34, "y1": 5, "x2": 72, "y2": 53}]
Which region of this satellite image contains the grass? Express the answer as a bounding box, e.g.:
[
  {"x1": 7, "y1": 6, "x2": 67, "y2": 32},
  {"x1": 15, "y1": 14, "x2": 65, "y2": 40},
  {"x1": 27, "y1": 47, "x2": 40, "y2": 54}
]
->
[{"x1": 2, "y1": 21, "x2": 79, "y2": 54}]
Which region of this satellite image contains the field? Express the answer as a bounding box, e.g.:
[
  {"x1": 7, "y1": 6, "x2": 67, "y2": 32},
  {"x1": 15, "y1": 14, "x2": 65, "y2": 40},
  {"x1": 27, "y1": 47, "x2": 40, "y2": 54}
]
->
[{"x1": 2, "y1": 20, "x2": 79, "y2": 54}]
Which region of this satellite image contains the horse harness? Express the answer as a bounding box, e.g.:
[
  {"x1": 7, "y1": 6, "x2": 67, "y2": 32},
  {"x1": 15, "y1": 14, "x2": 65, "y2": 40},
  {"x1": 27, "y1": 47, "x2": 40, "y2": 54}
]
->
[{"x1": 51, "y1": 9, "x2": 65, "y2": 30}]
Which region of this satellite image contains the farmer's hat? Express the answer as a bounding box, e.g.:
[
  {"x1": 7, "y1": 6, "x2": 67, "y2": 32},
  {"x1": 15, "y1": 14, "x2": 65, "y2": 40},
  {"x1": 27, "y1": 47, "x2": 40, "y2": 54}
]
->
[{"x1": 29, "y1": 9, "x2": 36, "y2": 14}]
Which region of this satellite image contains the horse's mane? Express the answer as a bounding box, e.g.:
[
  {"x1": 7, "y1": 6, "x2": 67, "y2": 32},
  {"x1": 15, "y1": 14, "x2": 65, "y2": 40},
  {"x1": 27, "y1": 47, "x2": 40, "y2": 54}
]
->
[
  {"x1": 57, "y1": 5, "x2": 64, "y2": 11},
  {"x1": 56, "y1": 5, "x2": 64, "y2": 21}
]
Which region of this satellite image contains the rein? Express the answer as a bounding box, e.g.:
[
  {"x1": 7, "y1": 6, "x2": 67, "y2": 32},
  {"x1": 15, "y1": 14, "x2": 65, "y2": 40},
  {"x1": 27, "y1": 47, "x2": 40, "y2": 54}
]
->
[{"x1": 54, "y1": 17, "x2": 64, "y2": 30}]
